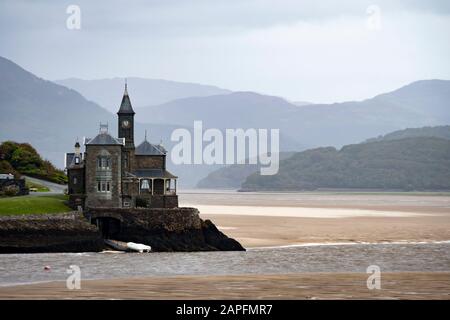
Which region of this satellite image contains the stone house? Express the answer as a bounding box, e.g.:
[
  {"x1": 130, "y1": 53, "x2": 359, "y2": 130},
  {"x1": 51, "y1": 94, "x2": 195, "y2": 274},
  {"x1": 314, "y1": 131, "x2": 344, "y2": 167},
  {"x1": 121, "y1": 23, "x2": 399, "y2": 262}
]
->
[{"x1": 65, "y1": 83, "x2": 178, "y2": 209}]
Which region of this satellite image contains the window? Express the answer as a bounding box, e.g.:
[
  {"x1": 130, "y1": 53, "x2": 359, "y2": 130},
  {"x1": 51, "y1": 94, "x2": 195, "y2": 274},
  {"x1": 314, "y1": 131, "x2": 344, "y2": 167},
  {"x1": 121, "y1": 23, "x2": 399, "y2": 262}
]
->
[
  {"x1": 141, "y1": 179, "x2": 150, "y2": 189},
  {"x1": 97, "y1": 156, "x2": 111, "y2": 169},
  {"x1": 75, "y1": 157, "x2": 80, "y2": 164},
  {"x1": 97, "y1": 181, "x2": 111, "y2": 193},
  {"x1": 73, "y1": 177, "x2": 77, "y2": 185}
]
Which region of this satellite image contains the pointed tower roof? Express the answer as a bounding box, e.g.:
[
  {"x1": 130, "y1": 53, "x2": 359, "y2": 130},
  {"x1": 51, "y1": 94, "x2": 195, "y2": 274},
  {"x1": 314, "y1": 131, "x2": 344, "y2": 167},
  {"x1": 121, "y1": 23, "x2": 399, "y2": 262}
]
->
[{"x1": 117, "y1": 79, "x2": 135, "y2": 115}]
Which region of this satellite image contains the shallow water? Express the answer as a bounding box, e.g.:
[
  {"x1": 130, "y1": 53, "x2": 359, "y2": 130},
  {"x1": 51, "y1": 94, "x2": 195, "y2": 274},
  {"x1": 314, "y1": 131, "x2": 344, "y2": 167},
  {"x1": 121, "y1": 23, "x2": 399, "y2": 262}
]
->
[{"x1": 0, "y1": 242, "x2": 449, "y2": 287}]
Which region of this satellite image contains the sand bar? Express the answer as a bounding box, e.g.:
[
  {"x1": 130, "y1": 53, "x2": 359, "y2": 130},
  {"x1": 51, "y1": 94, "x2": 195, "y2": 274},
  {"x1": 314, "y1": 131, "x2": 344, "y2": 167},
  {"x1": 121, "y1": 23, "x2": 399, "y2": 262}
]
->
[
  {"x1": 189, "y1": 204, "x2": 425, "y2": 218},
  {"x1": 202, "y1": 213, "x2": 450, "y2": 248},
  {"x1": 1, "y1": 272, "x2": 449, "y2": 300}
]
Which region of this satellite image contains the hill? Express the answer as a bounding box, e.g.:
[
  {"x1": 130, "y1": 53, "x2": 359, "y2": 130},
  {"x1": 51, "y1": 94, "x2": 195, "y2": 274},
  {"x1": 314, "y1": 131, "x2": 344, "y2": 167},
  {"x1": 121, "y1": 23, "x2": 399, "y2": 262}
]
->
[
  {"x1": 197, "y1": 126, "x2": 450, "y2": 189},
  {"x1": 365, "y1": 126, "x2": 450, "y2": 143},
  {"x1": 241, "y1": 137, "x2": 450, "y2": 191},
  {"x1": 56, "y1": 77, "x2": 231, "y2": 112},
  {"x1": 0, "y1": 141, "x2": 67, "y2": 184}
]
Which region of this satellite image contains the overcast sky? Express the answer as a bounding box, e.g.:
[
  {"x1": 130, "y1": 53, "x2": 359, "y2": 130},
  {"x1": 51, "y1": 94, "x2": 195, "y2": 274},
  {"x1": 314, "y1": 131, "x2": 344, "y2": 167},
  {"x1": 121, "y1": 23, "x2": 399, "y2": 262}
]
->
[{"x1": 1, "y1": 0, "x2": 449, "y2": 103}]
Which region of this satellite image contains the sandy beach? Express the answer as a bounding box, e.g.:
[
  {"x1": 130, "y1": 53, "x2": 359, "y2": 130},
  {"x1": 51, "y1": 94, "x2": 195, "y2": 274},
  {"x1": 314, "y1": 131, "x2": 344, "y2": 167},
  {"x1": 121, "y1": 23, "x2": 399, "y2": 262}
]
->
[{"x1": 202, "y1": 214, "x2": 450, "y2": 248}]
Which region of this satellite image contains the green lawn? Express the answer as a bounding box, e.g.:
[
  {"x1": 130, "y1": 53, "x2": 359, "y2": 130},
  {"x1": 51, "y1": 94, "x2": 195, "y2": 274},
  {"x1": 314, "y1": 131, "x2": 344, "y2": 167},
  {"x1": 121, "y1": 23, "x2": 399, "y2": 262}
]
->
[
  {"x1": 0, "y1": 194, "x2": 71, "y2": 215},
  {"x1": 25, "y1": 180, "x2": 50, "y2": 192}
]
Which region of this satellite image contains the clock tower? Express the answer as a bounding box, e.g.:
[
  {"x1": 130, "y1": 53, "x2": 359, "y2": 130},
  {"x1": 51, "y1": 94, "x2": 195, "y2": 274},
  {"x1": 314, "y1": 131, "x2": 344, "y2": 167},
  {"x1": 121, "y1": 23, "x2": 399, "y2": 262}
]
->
[{"x1": 117, "y1": 81, "x2": 135, "y2": 148}]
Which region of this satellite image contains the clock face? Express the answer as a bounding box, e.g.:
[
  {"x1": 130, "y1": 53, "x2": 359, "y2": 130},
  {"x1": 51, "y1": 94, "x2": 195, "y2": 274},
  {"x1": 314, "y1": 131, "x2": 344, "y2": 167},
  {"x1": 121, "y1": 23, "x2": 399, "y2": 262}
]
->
[{"x1": 122, "y1": 120, "x2": 130, "y2": 128}]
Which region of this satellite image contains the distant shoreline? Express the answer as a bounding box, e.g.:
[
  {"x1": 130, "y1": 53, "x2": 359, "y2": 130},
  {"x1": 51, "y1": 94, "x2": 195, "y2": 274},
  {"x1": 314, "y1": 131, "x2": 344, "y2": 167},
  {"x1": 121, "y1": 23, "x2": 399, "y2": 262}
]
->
[{"x1": 181, "y1": 189, "x2": 450, "y2": 196}]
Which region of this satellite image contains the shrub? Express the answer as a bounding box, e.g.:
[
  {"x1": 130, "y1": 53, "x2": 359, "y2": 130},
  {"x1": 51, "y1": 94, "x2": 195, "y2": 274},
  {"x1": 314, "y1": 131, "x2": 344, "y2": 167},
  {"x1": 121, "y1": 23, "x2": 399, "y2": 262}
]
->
[{"x1": 3, "y1": 185, "x2": 19, "y2": 197}]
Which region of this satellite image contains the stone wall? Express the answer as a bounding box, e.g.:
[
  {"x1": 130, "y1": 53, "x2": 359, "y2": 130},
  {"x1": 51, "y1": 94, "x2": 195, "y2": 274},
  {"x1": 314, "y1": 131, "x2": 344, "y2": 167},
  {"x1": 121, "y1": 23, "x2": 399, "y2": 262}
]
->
[
  {"x1": 145, "y1": 194, "x2": 178, "y2": 208},
  {"x1": 0, "y1": 212, "x2": 103, "y2": 253},
  {"x1": 134, "y1": 155, "x2": 165, "y2": 169},
  {"x1": 67, "y1": 167, "x2": 85, "y2": 194}
]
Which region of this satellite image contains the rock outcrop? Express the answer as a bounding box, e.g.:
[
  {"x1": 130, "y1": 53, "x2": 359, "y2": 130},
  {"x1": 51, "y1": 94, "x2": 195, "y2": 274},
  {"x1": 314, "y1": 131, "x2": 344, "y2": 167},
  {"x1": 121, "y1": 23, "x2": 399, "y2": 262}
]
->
[
  {"x1": 87, "y1": 207, "x2": 245, "y2": 252},
  {"x1": 0, "y1": 207, "x2": 245, "y2": 253}
]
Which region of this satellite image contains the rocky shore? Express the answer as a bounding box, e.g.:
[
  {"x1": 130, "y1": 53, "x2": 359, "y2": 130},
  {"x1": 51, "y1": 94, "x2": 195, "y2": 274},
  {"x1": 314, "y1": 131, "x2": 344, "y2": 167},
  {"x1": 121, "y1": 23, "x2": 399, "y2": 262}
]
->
[{"x1": 0, "y1": 208, "x2": 245, "y2": 253}]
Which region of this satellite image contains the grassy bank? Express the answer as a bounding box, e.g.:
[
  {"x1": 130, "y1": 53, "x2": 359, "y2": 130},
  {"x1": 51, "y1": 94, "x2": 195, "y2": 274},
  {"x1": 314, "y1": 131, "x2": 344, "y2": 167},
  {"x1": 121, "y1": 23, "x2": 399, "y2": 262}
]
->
[
  {"x1": 25, "y1": 180, "x2": 50, "y2": 192},
  {"x1": 0, "y1": 194, "x2": 71, "y2": 215}
]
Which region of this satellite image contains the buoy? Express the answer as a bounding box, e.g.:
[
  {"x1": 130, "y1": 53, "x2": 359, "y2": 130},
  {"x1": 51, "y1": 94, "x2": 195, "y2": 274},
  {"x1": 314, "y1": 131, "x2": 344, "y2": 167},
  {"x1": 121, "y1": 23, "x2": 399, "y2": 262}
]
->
[{"x1": 44, "y1": 266, "x2": 51, "y2": 271}]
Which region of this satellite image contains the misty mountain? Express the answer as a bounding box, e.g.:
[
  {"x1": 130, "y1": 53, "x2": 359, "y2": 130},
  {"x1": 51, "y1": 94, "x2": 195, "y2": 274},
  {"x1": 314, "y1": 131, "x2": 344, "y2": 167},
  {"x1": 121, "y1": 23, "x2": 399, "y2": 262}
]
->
[
  {"x1": 136, "y1": 91, "x2": 308, "y2": 151},
  {"x1": 0, "y1": 56, "x2": 179, "y2": 174},
  {"x1": 0, "y1": 56, "x2": 113, "y2": 166},
  {"x1": 56, "y1": 77, "x2": 231, "y2": 112},
  {"x1": 136, "y1": 80, "x2": 450, "y2": 150},
  {"x1": 242, "y1": 137, "x2": 450, "y2": 191}
]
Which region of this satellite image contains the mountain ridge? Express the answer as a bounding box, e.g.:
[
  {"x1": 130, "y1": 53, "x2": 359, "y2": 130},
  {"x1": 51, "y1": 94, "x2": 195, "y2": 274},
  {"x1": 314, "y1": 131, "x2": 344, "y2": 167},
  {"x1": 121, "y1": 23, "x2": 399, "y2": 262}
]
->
[
  {"x1": 136, "y1": 79, "x2": 450, "y2": 150},
  {"x1": 242, "y1": 136, "x2": 450, "y2": 191},
  {"x1": 56, "y1": 77, "x2": 232, "y2": 112}
]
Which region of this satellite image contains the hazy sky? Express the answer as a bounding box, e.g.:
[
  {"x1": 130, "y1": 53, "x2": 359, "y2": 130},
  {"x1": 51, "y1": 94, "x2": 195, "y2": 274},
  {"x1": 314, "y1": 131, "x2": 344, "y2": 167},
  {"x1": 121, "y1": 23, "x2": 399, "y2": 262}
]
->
[{"x1": 1, "y1": 0, "x2": 449, "y2": 103}]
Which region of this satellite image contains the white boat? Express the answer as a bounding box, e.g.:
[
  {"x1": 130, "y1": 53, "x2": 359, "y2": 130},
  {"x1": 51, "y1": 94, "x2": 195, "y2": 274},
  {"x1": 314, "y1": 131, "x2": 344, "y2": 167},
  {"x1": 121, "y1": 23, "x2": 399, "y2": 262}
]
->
[
  {"x1": 127, "y1": 242, "x2": 151, "y2": 253},
  {"x1": 104, "y1": 239, "x2": 151, "y2": 253}
]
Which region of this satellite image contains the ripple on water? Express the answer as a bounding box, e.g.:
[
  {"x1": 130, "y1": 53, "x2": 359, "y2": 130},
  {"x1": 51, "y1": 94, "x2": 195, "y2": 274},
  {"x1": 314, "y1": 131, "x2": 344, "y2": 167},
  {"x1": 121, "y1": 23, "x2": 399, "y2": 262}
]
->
[{"x1": 0, "y1": 242, "x2": 449, "y2": 286}]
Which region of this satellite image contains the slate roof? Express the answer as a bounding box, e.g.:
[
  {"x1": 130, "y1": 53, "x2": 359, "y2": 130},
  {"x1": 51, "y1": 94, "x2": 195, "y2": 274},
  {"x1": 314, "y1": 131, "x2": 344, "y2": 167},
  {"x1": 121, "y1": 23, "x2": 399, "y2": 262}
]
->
[
  {"x1": 133, "y1": 169, "x2": 177, "y2": 179},
  {"x1": 135, "y1": 140, "x2": 166, "y2": 155},
  {"x1": 85, "y1": 133, "x2": 124, "y2": 146},
  {"x1": 117, "y1": 83, "x2": 135, "y2": 114},
  {"x1": 65, "y1": 153, "x2": 75, "y2": 168},
  {"x1": 65, "y1": 152, "x2": 84, "y2": 169}
]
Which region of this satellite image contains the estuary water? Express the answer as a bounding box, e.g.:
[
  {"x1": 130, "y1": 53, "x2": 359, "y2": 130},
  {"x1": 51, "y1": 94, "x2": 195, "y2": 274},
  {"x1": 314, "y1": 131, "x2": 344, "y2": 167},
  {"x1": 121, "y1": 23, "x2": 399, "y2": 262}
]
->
[{"x1": 1, "y1": 242, "x2": 449, "y2": 287}]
